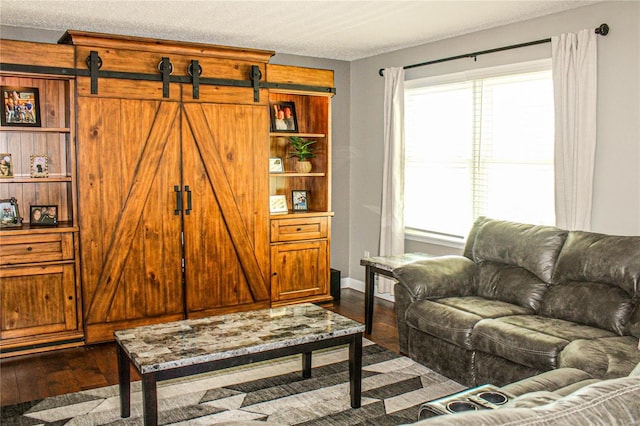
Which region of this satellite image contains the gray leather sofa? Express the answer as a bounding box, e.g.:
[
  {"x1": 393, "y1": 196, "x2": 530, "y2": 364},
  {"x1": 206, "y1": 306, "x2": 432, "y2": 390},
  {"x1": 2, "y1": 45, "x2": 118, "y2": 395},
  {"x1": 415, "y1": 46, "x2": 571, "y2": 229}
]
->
[
  {"x1": 414, "y1": 361, "x2": 640, "y2": 425},
  {"x1": 394, "y1": 217, "x2": 640, "y2": 387}
]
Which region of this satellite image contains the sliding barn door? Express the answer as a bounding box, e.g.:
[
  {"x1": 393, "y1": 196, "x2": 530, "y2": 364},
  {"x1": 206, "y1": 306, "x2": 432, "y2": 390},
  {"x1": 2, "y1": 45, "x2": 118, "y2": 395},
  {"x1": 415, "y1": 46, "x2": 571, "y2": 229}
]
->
[
  {"x1": 77, "y1": 96, "x2": 185, "y2": 343},
  {"x1": 181, "y1": 102, "x2": 270, "y2": 316}
]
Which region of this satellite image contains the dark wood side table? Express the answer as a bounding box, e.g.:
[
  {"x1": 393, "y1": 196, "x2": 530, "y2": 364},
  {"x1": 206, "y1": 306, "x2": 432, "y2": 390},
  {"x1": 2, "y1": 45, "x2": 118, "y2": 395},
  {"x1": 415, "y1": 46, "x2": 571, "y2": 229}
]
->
[{"x1": 360, "y1": 252, "x2": 434, "y2": 334}]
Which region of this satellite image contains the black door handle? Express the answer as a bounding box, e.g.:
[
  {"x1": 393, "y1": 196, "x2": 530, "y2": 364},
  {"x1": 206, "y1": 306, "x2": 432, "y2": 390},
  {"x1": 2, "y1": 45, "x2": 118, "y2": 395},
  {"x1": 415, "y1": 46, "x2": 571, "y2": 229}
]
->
[
  {"x1": 185, "y1": 185, "x2": 192, "y2": 215},
  {"x1": 174, "y1": 185, "x2": 182, "y2": 215}
]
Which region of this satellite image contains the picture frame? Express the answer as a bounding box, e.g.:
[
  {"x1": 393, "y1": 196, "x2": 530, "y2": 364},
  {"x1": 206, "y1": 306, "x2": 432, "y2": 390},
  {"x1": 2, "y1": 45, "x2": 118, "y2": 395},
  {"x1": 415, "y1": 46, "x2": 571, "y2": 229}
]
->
[
  {"x1": 1, "y1": 86, "x2": 41, "y2": 127},
  {"x1": 270, "y1": 101, "x2": 298, "y2": 133},
  {"x1": 0, "y1": 153, "x2": 13, "y2": 178},
  {"x1": 30, "y1": 205, "x2": 58, "y2": 226},
  {"x1": 0, "y1": 198, "x2": 22, "y2": 228},
  {"x1": 269, "y1": 195, "x2": 288, "y2": 214},
  {"x1": 292, "y1": 190, "x2": 309, "y2": 212},
  {"x1": 30, "y1": 154, "x2": 49, "y2": 178},
  {"x1": 269, "y1": 157, "x2": 285, "y2": 173}
]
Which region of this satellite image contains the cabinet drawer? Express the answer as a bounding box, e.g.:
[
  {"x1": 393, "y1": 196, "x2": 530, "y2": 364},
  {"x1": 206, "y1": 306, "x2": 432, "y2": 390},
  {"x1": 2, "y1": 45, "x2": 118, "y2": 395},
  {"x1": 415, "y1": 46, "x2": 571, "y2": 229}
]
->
[
  {"x1": 271, "y1": 217, "x2": 328, "y2": 242},
  {"x1": 0, "y1": 233, "x2": 74, "y2": 265}
]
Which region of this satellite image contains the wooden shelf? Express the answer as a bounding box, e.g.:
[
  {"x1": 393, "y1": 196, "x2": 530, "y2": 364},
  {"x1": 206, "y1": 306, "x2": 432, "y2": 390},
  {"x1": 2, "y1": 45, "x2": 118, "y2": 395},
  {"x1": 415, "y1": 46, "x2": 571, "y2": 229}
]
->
[
  {"x1": 270, "y1": 211, "x2": 334, "y2": 219},
  {"x1": 0, "y1": 176, "x2": 72, "y2": 183},
  {"x1": 270, "y1": 172, "x2": 325, "y2": 177},
  {"x1": 270, "y1": 132, "x2": 326, "y2": 138},
  {"x1": 0, "y1": 126, "x2": 71, "y2": 133},
  {"x1": 0, "y1": 221, "x2": 78, "y2": 235}
]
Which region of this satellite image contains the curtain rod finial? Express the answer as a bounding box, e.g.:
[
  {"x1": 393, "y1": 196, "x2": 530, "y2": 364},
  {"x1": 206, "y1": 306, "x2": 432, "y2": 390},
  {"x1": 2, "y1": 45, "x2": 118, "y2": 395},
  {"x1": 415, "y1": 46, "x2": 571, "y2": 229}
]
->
[{"x1": 596, "y1": 23, "x2": 609, "y2": 36}]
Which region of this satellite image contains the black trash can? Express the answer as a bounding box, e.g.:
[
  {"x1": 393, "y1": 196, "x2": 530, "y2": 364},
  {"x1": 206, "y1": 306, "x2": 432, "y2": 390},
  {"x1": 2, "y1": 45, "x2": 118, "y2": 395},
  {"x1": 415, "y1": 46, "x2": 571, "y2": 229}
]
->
[{"x1": 330, "y1": 268, "x2": 341, "y2": 301}]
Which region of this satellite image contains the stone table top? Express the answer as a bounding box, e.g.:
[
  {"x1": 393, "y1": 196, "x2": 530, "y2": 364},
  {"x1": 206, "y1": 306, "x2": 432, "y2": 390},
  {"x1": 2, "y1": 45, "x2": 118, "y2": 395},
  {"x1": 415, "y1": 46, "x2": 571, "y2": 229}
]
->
[
  {"x1": 114, "y1": 303, "x2": 364, "y2": 374},
  {"x1": 360, "y1": 252, "x2": 435, "y2": 272}
]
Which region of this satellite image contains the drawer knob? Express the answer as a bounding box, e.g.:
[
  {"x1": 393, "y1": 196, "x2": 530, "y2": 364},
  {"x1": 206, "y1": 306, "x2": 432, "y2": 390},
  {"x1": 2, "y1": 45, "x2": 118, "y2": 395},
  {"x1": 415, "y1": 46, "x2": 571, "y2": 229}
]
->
[
  {"x1": 297, "y1": 228, "x2": 302, "y2": 231},
  {"x1": 27, "y1": 246, "x2": 33, "y2": 251}
]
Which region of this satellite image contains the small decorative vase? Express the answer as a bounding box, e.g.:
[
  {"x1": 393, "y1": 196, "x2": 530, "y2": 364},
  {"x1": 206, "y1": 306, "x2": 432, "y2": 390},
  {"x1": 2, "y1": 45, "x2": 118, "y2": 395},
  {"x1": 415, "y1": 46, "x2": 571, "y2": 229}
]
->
[{"x1": 295, "y1": 160, "x2": 312, "y2": 173}]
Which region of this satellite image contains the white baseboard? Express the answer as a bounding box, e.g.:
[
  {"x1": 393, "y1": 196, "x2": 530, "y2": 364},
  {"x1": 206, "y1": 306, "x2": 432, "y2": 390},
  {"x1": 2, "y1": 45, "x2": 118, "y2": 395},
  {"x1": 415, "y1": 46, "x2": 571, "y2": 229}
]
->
[{"x1": 341, "y1": 277, "x2": 395, "y2": 303}]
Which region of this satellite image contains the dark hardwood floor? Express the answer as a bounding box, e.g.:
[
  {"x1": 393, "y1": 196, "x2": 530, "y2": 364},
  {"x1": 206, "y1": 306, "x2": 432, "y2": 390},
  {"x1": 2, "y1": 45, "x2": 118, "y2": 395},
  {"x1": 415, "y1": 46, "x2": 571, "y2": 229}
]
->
[{"x1": 0, "y1": 288, "x2": 398, "y2": 407}]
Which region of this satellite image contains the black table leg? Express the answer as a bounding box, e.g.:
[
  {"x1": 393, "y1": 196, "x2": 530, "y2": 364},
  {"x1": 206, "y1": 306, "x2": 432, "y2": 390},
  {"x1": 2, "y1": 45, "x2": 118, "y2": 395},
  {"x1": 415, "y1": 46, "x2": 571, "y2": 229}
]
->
[
  {"x1": 141, "y1": 372, "x2": 158, "y2": 426},
  {"x1": 364, "y1": 265, "x2": 375, "y2": 334},
  {"x1": 117, "y1": 344, "x2": 131, "y2": 418},
  {"x1": 349, "y1": 332, "x2": 363, "y2": 408},
  {"x1": 302, "y1": 352, "x2": 312, "y2": 378}
]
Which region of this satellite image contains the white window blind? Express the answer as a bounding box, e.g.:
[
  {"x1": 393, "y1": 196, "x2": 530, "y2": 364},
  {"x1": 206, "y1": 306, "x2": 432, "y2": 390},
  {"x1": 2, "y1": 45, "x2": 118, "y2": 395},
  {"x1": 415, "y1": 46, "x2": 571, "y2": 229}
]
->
[{"x1": 404, "y1": 60, "x2": 555, "y2": 239}]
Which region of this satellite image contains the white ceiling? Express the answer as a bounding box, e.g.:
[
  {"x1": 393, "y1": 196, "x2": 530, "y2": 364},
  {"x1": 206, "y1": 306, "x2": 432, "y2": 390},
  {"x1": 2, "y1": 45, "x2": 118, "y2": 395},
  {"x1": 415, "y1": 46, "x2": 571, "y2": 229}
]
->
[{"x1": 0, "y1": 1, "x2": 599, "y2": 61}]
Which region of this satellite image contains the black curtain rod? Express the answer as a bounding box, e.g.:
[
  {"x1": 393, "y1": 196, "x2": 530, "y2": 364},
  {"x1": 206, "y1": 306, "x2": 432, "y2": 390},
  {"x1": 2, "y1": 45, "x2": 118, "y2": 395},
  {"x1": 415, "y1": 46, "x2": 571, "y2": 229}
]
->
[{"x1": 379, "y1": 23, "x2": 609, "y2": 76}]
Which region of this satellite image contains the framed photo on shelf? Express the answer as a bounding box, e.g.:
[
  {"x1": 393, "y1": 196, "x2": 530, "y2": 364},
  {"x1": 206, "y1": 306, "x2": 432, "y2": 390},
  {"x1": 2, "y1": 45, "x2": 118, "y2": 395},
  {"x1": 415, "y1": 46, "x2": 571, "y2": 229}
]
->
[
  {"x1": 30, "y1": 154, "x2": 49, "y2": 178},
  {"x1": 270, "y1": 101, "x2": 298, "y2": 133},
  {"x1": 30, "y1": 205, "x2": 58, "y2": 226},
  {"x1": 1, "y1": 86, "x2": 41, "y2": 127},
  {"x1": 0, "y1": 153, "x2": 13, "y2": 178},
  {"x1": 292, "y1": 190, "x2": 309, "y2": 212},
  {"x1": 0, "y1": 198, "x2": 22, "y2": 228},
  {"x1": 269, "y1": 157, "x2": 285, "y2": 173},
  {"x1": 269, "y1": 195, "x2": 289, "y2": 214}
]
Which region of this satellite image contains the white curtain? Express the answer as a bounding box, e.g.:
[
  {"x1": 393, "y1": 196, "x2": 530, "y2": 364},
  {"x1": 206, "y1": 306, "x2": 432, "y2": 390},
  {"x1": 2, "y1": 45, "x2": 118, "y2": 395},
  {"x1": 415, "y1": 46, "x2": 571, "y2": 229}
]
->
[
  {"x1": 552, "y1": 29, "x2": 598, "y2": 231},
  {"x1": 378, "y1": 67, "x2": 405, "y2": 295}
]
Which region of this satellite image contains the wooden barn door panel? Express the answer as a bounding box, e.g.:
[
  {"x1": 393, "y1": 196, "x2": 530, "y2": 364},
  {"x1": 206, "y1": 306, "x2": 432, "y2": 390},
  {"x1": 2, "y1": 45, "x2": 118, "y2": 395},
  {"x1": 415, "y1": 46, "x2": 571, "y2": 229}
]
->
[
  {"x1": 181, "y1": 103, "x2": 270, "y2": 315},
  {"x1": 77, "y1": 97, "x2": 184, "y2": 340}
]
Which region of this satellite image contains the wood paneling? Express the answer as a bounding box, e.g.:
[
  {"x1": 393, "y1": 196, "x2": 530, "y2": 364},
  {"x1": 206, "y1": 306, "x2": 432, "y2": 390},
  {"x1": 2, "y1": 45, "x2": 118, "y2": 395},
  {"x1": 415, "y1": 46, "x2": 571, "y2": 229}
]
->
[
  {"x1": 61, "y1": 30, "x2": 274, "y2": 64},
  {"x1": 0, "y1": 39, "x2": 75, "y2": 69},
  {"x1": 182, "y1": 103, "x2": 270, "y2": 309},
  {"x1": 267, "y1": 64, "x2": 334, "y2": 88},
  {"x1": 75, "y1": 37, "x2": 273, "y2": 341}
]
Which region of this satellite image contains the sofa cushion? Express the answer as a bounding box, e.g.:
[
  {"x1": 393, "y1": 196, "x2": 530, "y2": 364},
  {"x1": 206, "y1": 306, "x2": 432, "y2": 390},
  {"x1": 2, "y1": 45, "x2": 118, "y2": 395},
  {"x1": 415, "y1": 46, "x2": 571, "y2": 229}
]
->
[
  {"x1": 502, "y1": 368, "x2": 596, "y2": 397},
  {"x1": 538, "y1": 281, "x2": 635, "y2": 336},
  {"x1": 405, "y1": 297, "x2": 531, "y2": 349},
  {"x1": 472, "y1": 316, "x2": 615, "y2": 370},
  {"x1": 471, "y1": 219, "x2": 567, "y2": 283},
  {"x1": 558, "y1": 336, "x2": 640, "y2": 379},
  {"x1": 477, "y1": 261, "x2": 549, "y2": 311},
  {"x1": 553, "y1": 231, "x2": 640, "y2": 297}
]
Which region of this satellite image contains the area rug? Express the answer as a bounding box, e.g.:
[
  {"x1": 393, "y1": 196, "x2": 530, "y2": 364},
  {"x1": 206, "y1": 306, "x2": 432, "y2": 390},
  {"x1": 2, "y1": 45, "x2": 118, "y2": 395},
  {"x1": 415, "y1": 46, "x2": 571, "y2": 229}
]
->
[{"x1": 1, "y1": 340, "x2": 464, "y2": 425}]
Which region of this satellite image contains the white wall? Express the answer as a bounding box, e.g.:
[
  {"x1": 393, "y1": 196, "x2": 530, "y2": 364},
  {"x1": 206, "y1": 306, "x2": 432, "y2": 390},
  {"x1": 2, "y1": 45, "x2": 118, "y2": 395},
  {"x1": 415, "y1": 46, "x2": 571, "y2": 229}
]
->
[{"x1": 348, "y1": 1, "x2": 640, "y2": 283}]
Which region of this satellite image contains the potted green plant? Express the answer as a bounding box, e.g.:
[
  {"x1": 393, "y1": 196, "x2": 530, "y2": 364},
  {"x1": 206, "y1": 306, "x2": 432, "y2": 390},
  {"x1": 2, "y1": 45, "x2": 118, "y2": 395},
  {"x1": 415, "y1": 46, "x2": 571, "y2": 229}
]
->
[{"x1": 288, "y1": 136, "x2": 316, "y2": 173}]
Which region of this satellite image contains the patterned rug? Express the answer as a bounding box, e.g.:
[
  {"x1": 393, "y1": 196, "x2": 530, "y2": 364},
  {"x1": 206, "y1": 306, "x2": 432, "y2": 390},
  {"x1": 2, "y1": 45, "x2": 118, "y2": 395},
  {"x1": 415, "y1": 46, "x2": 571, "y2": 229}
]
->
[{"x1": 1, "y1": 340, "x2": 464, "y2": 425}]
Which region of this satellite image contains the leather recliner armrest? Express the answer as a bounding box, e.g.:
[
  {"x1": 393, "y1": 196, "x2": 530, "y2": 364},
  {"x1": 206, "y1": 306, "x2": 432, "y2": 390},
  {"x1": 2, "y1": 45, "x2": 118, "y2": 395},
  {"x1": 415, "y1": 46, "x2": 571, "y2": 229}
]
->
[{"x1": 393, "y1": 255, "x2": 477, "y2": 301}]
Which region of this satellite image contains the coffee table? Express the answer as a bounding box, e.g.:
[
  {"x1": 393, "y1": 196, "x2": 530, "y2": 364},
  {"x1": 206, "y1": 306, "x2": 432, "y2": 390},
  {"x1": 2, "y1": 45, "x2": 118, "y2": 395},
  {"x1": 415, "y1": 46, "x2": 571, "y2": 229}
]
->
[{"x1": 115, "y1": 303, "x2": 365, "y2": 426}]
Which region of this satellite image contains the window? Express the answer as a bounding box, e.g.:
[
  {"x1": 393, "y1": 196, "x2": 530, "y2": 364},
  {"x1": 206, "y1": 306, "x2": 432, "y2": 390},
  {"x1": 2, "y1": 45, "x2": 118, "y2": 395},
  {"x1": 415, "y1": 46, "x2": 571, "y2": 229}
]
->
[{"x1": 404, "y1": 60, "x2": 555, "y2": 241}]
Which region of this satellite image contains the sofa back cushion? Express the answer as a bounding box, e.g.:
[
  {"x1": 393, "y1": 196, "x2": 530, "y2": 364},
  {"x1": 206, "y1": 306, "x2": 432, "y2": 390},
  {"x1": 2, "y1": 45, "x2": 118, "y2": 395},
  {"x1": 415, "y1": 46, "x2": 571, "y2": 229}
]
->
[
  {"x1": 477, "y1": 262, "x2": 549, "y2": 311},
  {"x1": 472, "y1": 219, "x2": 568, "y2": 283},
  {"x1": 539, "y1": 282, "x2": 635, "y2": 335},
  {"x1": 545, "y1": 231, "x2": 640, "y2": 336},
  {"x1": 463, "y1": 216, "x2": 491, "y2": 260},
  {"x1": 552, "y1": 231, "x2": 640, "y2": 297}
]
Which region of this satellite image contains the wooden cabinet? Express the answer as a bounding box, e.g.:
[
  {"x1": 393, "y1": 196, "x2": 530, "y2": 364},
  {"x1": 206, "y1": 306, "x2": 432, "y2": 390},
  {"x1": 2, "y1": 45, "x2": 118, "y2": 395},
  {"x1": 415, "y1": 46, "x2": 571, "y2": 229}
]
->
[
  {"x1": 0, "y1": 33, "x2": 336, "y2": 353},
  {"x1": 266, "y1": 65, "x2": 335, "y2": 305},
  {"x1": 65, "y1": 31, "x2": 273, "y2": 343},
  {"x1": 270, "y1": 216, "x2": 330, "y2": 304},
  {"x1": 0, "y1": 40, "x2": 83, "y2": 356}
]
